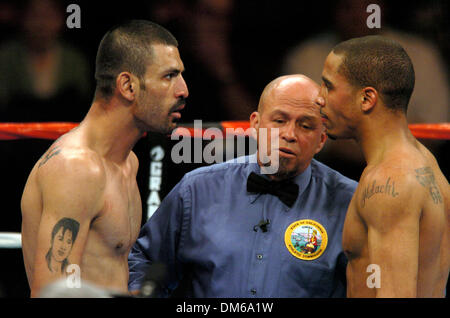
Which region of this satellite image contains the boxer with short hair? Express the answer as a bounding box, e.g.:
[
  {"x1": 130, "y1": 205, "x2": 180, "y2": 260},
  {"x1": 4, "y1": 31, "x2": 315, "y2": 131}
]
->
[
  {"x1": 21, "y1": 20, "x2": 188, "y2": 297},
  {"x1": 316, "y1": 35, "x2": 449, "y2": 297}
]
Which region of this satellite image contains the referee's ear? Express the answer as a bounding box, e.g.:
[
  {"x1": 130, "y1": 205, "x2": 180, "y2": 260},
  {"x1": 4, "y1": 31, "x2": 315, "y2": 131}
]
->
[
  {"x1": 250, "y1": 111, "x2": 260, "y2": 130},
  {"x1": 249, "y1": 111, "x2": 260, "y2": 140}
]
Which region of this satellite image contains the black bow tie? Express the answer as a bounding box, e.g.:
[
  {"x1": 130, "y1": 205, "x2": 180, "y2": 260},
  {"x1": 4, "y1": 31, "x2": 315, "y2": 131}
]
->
[{"x1": 247, "y1": 172, "x2": 299, "y2": 207}]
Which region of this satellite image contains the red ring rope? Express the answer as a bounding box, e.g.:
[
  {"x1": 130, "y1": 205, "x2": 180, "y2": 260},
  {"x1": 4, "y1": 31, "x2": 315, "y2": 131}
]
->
[{"x1": 0, "y1": 122, "x2": 449, "y2": 140}]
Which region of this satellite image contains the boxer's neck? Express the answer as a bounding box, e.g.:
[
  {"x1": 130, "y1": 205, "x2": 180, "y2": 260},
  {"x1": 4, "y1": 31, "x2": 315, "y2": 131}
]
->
[
  {"x1": 356, "y1": 111, "x2": 414, "y2": 166},
  {"x1": 81, "y1": 100, "x2": 143, "y2": 164}
]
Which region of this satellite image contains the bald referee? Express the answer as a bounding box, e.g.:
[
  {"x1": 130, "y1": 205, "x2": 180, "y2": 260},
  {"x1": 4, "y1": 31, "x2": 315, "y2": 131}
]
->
[{"x1": 128, "y1": 75, "x2": 358, "y2": 297}]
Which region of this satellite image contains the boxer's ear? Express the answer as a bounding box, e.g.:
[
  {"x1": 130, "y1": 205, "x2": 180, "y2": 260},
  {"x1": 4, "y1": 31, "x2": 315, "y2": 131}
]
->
[
  {"x1": 361, "y1": 87, "x2": 377, "y2": 113},
  {"x1": 116, "y1": 72, "x2": 137, "y2": 102}
]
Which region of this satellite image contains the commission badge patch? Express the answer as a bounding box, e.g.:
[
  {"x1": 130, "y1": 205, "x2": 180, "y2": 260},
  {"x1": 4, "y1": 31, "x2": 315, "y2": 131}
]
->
[{"x1": 284, "y1": 219, "x2": 328, "y2": 260}]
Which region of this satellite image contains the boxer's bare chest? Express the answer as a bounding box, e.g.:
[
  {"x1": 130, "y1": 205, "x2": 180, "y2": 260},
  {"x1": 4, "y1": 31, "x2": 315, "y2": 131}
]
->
[{"x1": 89, "y1": 160, "x2": 142, "y2": 255}]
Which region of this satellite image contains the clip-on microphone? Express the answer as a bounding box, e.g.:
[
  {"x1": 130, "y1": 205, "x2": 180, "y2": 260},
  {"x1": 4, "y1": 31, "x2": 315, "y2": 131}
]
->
[{"x1": 253, "y1": 219, "x2": 270, "y2": 233}]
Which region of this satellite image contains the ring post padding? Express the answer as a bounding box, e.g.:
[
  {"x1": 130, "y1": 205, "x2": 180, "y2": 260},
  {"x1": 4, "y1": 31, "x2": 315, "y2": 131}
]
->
[{"x1": 0, "y1": 232, "x2": 22, "y2": 249}]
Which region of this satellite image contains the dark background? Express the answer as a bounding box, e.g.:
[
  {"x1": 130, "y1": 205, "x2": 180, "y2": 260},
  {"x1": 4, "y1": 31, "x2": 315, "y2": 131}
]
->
[{"x1": 0, "y1": 0, "x2": 448, "y2": 297}]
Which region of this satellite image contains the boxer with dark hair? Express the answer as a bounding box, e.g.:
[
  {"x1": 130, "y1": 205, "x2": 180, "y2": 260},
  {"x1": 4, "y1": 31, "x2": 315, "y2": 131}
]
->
[
  {"x1": 316, "y1": 35, "x2": 449, "y2": 297},
  {"x1": 21, "y1": 20, "x2": 188, "y2": 297}
]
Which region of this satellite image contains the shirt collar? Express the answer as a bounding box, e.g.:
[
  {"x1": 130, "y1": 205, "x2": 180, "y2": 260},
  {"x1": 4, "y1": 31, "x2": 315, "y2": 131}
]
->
[{"x1": 245, "y1": 153, "x2": 312, "y2": 209}]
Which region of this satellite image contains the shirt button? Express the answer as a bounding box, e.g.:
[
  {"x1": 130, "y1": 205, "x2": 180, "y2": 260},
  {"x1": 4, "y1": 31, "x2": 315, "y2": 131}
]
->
[
  {"x1": 256, "y1": 254, "x2": 263, "y2": 260},
  {"x1": 251, "y1": 288, "x2": 257, "y2": 295}
]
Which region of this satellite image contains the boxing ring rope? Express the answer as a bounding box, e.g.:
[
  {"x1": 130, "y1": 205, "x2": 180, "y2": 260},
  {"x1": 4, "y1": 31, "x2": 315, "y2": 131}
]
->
[
  {"x1": 0, "y1": 121, "x2": 449, "y2": 249},
  {"x1": 1, "y1": 122, "x2": 450, "y2": 140}
]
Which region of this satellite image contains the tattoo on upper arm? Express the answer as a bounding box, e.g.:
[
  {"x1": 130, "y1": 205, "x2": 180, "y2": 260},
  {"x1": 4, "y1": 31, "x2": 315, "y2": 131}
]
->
[
  {"x1": 361, "y1": 178, "x2": 399, "y2": 207},
  {"x1": 38, "y1": 146, "x2": 61, "y2": 168},
  {"x1": 46, "y1": 218, "x2": 80, "y2": 274},
  {"x1": 415, "y1": 167, "x2": 442, "y2": 204}
]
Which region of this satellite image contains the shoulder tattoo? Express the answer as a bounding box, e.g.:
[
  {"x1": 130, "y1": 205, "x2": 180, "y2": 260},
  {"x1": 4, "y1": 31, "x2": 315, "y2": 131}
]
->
[
  {"x1": 38, "y1": 146, "x2": 61, "y2": 168},
  {"x1": 415, "y1": 167, "x2": 442, "y2": 204},
  {"x1": 361, "y1": 177, "x2": 399, "y2": 208}
]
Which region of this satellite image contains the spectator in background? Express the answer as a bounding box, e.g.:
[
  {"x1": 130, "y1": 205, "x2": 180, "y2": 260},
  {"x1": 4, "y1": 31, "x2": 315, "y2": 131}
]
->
[
  {"x1": 0, "y1": 0, "x2": 91, "y2": 122},
  {"x1": 149, "y1": 0, "x2": 256, "y2": 122},
  {"x1": 408, "y1": 0, "x2": 449, "y2": 68},
  {"x1": 0, "y1": 0, "x2": 91, "y2": 297},
  {"x1": 0, "y1": 0, "x2": 91, "y2": 256},
  {"x1": 0, "y1": 0, "x2": 18, "y2": 45},
  {"x1": 282, "y1": 0, "x2": 449, "y2": 180}
]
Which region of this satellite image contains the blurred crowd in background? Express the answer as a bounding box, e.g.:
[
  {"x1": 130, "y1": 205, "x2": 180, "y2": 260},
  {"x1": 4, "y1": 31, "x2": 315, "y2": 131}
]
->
[
  {"x1": 0, "y1": 0, "x2": 448, "y2": 123},
  {"x1": 0, "y1": 0, "x2": 448, "y2": 296}
]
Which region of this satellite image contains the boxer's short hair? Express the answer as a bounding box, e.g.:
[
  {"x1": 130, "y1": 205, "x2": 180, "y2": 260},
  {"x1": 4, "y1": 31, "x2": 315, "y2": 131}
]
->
[
  {"x1": 332, "y1": 35, "x2": 415, "y2": 112},
  {"x1": 94, "y1": 20, "x2": 178, "y2": 98}
]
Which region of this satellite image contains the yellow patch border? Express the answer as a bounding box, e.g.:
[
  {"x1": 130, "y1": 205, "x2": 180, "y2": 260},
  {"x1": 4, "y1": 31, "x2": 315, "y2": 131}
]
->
[{"x1": 284, "y1": 219, "x2": 328, "y2": 260}]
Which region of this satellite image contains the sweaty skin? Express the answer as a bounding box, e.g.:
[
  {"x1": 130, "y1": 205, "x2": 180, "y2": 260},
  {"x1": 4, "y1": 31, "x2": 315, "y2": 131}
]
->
[
  {"x1": 21, "y1": 39, "x2": 188, "y2": 297},
  {"x1": 318, "y1": 50, "x2": 449, "y2": 297},
  {"x1": 21, "y1": 129, "x2": 142, "y2": 296},
  {"x1": 343, "y1": 141, "x2": 449, "y2": 297}
]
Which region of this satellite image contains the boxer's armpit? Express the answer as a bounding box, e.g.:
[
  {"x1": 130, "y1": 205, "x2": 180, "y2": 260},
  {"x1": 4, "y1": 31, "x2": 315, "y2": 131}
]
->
[
  {"x1": 39, "y1": 146, "x2": 62, "y2": 168},
  {"x1": 45, "y1": 218, "x2": 80, "y2": 274},
  {"x1": 415, "y1": 166, "x2": 443, "y2": 204}
]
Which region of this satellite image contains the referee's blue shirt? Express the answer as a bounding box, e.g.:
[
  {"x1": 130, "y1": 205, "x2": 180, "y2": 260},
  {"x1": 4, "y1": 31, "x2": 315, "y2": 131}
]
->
[{"x1": 128, "y1": 155, "x2": 357, "y2": 297}]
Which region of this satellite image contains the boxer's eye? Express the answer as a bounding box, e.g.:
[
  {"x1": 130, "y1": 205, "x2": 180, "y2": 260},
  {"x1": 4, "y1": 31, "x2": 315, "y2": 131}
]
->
[
  {"x1": 164, "y1": 73, "x2": 175, "y2": 80},
  {"x1": 163, "y1": 69, "x2": 181, "y2": 80}
]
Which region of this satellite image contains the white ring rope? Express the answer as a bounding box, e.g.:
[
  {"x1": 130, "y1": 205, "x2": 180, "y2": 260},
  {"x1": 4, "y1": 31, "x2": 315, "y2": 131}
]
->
[{"x1": 0, "y1": 232, "x2": 22, "y2": 248}]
